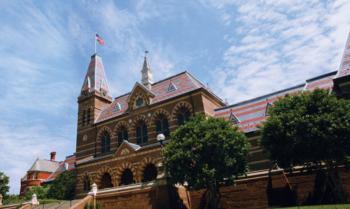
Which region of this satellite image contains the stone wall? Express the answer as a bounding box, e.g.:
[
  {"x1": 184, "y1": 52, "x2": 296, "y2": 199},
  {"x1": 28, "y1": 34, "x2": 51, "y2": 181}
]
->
[{"x1": 188, "y1": 168, "x2": 350, "y2": 209}]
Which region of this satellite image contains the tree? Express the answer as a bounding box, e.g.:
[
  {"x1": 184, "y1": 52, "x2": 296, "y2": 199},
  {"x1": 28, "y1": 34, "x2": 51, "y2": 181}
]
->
[
  {"x1": 261, "y1": 89, "x2": 350, "y2": 204},
  {"x1": 0, "y1": 172, "x2": 9, "y2": 198},
  {"x1": 164, "y1": 114, "x2": 250, "y2": 209},
  {"x1": 24, "y1": 186, "x2": 49, "y2": 200},
  {"x1": 47, "y1": 171, "x2": 76, "y2": 200}
]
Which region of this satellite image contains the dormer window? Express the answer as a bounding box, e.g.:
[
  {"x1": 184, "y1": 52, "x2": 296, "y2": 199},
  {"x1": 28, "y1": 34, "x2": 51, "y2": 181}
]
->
[
  {"x1": 113, "y1": 103, "x2": 122, "y2": 112},
  {"x1": 229, "y1": 111, "x2": 240, "y2": 125},
  {"x1": 168, "y1": 82, "x2": 177, "y2": 92},
  {"x1": 135, "y1": 97, "x2": 145, "y2": 108}
]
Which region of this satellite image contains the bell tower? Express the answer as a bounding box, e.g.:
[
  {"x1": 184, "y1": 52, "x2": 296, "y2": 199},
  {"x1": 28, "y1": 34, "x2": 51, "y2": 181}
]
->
[{"x1": 77, "y1": 54, "x2": 112, "y2": 130}]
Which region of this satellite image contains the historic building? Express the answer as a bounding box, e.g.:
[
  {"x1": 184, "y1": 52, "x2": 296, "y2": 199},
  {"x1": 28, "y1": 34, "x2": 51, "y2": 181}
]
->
[
  {"x1": 74, "y1": 32, "x2": 350, "y2": 208},
  {"x1": 20, "y1": 152, "x2": 75, "y2": 196}
]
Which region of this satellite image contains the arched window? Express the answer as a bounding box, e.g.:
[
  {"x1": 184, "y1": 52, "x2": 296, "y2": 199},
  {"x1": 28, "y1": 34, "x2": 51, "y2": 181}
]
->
[
  {"x1": 117, "y1": 126, "x2": 128, "y2": 145},
  {"x1": 155, "y1": 115, "x2": 170, "y2": 136},
  {"x1": 142, "y1": 164, "x2": 158, "y2": 182},
  {"x1": 120, "y1": 169, "x2": 134, "y2": 186},
  {"x1": 83, "y1": 175, "x2": 91, "y2": 192},
  {"x1": 101, "y1": 131, "x2": 111, "y2": 153},
  {"x1": 100, "y1": 173, "x2": 113, "y2": 189},
  {"x1": 176, "y1": 107, "x2": 191, "y2": 126},
  {"x1": 136, "y1": 121, "x2": 148, "y2": 145}
]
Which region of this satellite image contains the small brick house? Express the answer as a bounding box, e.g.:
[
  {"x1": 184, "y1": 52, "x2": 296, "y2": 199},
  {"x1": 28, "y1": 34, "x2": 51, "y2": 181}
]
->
[{"x1": 20, "y1": 152, "x2": 76, "y2": 196}]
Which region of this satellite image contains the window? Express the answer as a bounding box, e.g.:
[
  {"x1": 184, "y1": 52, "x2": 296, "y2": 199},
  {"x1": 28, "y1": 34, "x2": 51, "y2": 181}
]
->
[
  {"x1": 155, "y1": 115, "x2": 170, "y2": 137},
  {"x1": 229, "y1": 112, "x2": 240, "y2": 125},
  {"x1": 117, "y1": 126, "x2": 128, "y2": 145},
  {"x1": 83, "y1": 176, "x2": 91, "y2": 192},
  {"x1": 100, "y1": 173, "x2": 113, "y2": 189},
  {"x1": 136, "y1": 121, "x2": 148, "y2": 144},
  {"x1": 113, "y1": 103, "x2": 122, "y2": 112},
  {"x1": 120, "y1": 169, "x2": 134, "y2": 186},
  {"x1": 265, "y1": 102, "x2": 272, "y2": 116},
  {"x1": 176, "y1": 107, "x2": 191, "y2": 126},
  {"x1": 167, "y1": 82, "x2": 177, "y2": 92},
  {"x1": 142, "y1": 164, "x2": 158, "y2": 182},
  {"x1": 101, "y1": 131, "x2": 111, "y2": 153},
  {"x1": 135, "y1": 97, "x2": 145, "y2": 108}
]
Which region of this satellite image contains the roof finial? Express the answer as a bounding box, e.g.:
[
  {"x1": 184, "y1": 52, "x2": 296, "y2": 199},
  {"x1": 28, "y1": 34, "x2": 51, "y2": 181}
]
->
[{"x1": 141, "y1": 50, "x2": 153, "y2": 89}]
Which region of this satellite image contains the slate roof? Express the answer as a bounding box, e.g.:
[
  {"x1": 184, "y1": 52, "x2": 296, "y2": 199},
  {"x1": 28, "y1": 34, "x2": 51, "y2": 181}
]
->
[
  {"x1": 335, "y1": 31, "x2": 350, "y2": 79},
  {"x1": 214, "y1": 71, "x2": 337, "y2": 133},
  {"x1": 28, "y1": 159, "x2": 60, "y2": 173},
  {"x1": 96, "y1": 71, "x2": 210, "y2": 123},
  {"x1": 44, "y1": 154, "x2": 76, "y2": 182}
]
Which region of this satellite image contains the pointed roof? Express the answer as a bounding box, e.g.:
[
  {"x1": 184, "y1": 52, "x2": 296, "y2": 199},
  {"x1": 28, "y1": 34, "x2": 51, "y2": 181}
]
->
[
  {"x1": 141, "y1": 55, "x2": 153, "y2": 88},
  {"x1": 81, "y1": 54, "x2": 110, "y2": 96},
  {"x1": 28, "y1": 159, "x2": 60, "y2": 173},
  {"x1": 335, "y1": 31, "x2": 350, "y2": 79}
]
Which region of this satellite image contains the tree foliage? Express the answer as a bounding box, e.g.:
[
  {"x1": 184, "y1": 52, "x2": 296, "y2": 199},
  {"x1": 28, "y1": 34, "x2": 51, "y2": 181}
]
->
[
  {"x1": 47, "y1": 171, "x2": 76, "y2": 200},
  {"x1": 24, "y1": 186, "x2": 49, "y2": 200},
  {"x1": 0, "y1": 171, "x2": 9, "y2": 198},
  {"x1": 261, "y1": 89, "x2": 350, "y2": 169},
  {"x1": 164, "y1": 114, "x2": 250, "y2": 209}
]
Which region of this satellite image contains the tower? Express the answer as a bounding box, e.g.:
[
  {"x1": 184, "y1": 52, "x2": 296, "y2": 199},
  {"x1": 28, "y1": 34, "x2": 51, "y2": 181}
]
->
[
  {"x1": 334, "y1": 31, "x2": 350, "y2": 98},
  {"x1": 78, "y1": 54, "x2": 112, "y2": 129},
  {"x1": 141, "y1": 51, "x2": 153, "y2": 89}
]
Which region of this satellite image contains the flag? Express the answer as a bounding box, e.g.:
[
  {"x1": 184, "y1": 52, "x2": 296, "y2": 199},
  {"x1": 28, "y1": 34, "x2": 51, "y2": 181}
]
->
[{"x1": 96, "y1": 34, "x2": 105, "y2": 45}]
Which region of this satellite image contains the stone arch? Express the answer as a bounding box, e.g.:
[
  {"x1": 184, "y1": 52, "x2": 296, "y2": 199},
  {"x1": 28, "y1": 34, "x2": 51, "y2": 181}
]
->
[
  {"x1": 139, "y1": 157, "x2": 160, "y2": 182},
  {"x1": 151, "y1": 109, "x2": 171, "y2": 121},
  {"x1": 115, "y1": 162, "x2": 138, "y2": 185},
  {"x1": 171, "y1": 101, "x2": 193, "y2": 121},
  {"x1": 113, "y1": 121, "x2": 129, "y2": 134},
  {"x1": 81, "y1": 173, "x2": 93, "y2": 192},
  {"x1": 97, "y1": 126, "x2": 114, "y2": 139},
  {"x1": 95, "y1": 166, "x2": 116, "y2": 188},
  {"x1": 132, "y1": 114, "x2": 150, "y2": 127}
]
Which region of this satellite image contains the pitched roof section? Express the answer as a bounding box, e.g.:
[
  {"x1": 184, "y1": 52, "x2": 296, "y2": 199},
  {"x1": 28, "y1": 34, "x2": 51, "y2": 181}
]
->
[
  {"x1": 81, "y1": 54, "x2": 110, "y2": 96},
  {"x1": 335, "y1": 31, "x2": 350, "y2": 79},
  {"x1": 29, "y1": 159, "x2": 60, "y2": 173},
  {"x1": 44, "y1": 155, "x2": 76, "y2": 182},
  {"x1": 215, "y1": 71, "x2": 336, "y2": 133},
  {"x1": 96, "y1": 71, "x2": 209, "y2": 123}
]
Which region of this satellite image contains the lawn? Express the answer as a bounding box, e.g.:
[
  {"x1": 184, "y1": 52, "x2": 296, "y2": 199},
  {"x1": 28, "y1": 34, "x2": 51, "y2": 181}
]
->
[{"x1": 269, "y1": 204, "x2": 350, "y2": 209}]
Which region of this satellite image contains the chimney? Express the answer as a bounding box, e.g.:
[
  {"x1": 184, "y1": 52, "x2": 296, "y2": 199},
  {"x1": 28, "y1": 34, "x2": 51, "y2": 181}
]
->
[{"x1": 50, "y1": 152, "x2": 56, "y2": 161}]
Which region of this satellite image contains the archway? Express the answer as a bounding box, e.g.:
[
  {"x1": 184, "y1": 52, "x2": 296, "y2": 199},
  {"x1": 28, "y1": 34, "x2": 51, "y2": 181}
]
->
[
  {"x1": 120, "y1": 169, "x2": 134, "y2": 186},
  {"x1": 100, "y1": 172, "x2": 113, "y2": 189},
  {"x1": 142, "y1": 164, "x2": 158, "y2": 182}
]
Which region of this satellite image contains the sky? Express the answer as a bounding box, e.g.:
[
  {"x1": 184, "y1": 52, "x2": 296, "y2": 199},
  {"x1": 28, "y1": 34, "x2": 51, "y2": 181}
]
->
[{"x1": 0, "y1": 0, "x2": 349, "y2": 194}]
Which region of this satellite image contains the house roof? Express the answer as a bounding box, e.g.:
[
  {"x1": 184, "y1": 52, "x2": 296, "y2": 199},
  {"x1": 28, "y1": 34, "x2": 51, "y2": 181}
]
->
[
  {"x1": 335, "y1": 31, "x2": 350, "y2": 79},
  {"x1": 96, "y1": 71, "x2": 214, "y2": 123},
  {"x1": 28, "y1": 159, "x2": 60, "y2": 173},
  {"x1": 214, "y1": 71, "x2": 337, "y2": 133},
  {"x1": 44, "y1": 154, "x2": 76, "y2": 182}
]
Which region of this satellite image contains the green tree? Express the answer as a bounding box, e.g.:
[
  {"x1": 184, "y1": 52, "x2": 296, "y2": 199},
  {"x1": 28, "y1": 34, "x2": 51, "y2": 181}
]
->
[
  {"x1": 47, "y1": 171, "x2": 76, "y2": 200},
  {"x1": 261, "y1": 89, "x2": 350, "y2": 204},
  {"x1": 164, "y1": 114, "x2": 250, "y2": 209},
  {"x1": 0, "y1": 172, "x2": 9, "y2": 198},
  {"x1": 24, "y1": 186, "x2": 49, "y2": 200}
]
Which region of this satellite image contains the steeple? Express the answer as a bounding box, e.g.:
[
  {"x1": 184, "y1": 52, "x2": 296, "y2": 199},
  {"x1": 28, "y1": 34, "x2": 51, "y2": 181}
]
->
[
  {"x1": 80, "y1": 54, "x2": 111, "y2": 99},
  {"x1": 334, "y1": 31, "x2": 350, "y2": 98},
  {"x1": 141, "y1": 51, "x2": 153, "y2": 89}
]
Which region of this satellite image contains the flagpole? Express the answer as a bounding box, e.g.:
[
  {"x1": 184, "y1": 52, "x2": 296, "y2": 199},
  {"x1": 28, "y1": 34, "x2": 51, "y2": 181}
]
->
[{"x1": 94, "y1": 33, "x2": 97, "y2": 54}]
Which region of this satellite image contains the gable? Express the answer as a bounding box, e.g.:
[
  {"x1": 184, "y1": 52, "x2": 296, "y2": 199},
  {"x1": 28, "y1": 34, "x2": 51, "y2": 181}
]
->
[
  {"x1": 114, "y1": 140, "x2": 141, "y2": 157},
  {"x1": 127, "y1": 83, "x2": 155, "y2": 110}
]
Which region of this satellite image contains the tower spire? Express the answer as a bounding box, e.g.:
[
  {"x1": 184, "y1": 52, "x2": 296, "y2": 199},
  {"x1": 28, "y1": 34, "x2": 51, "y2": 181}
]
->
[
  {"x1": 80, "y1": 54, "x2": 111, "y2": 99},
  {"x1": 141, "y1": 51, "x2": 153, "y2": 89}
]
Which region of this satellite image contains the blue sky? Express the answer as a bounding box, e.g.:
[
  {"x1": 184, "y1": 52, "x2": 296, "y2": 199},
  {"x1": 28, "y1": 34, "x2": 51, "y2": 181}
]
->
[{"x1": 0, "y1": 0, "x2": 349, "y2": 194}]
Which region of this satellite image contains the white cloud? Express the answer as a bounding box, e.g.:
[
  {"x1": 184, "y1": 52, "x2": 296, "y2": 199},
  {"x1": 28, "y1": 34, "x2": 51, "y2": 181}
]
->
[{"x1": 207, "y1": 0, "x2": 350, "y2": 103}]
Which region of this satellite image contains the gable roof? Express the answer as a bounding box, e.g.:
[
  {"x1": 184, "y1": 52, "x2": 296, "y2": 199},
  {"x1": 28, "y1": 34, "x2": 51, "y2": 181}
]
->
[
  {"x1": 214, "y1": 71, "x2": 336, "y2": 133},
  {"x1": 29, "y1": 159, "x2": 60, "y2": 173},
  {"x1": 96, "y1": 71, "x2": 215, "y2": 123},
  {"x1": 44, "y1": 154, "x2": 76, "y2": 182}
]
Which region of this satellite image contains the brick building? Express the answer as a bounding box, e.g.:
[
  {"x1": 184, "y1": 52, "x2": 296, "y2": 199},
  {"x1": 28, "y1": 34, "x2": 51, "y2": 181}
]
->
[
  {"x1": 20, "y1": 152, "x2": 76, "y2": 196},
  {"x1": 74, "y1": 32, "x2": 350, "y2": 208}
]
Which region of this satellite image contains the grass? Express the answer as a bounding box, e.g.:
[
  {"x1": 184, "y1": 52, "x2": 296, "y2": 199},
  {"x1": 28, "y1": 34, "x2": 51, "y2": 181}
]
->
[{"x1": 269, "y1": 204, "x2": 350, "y2": 209}]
